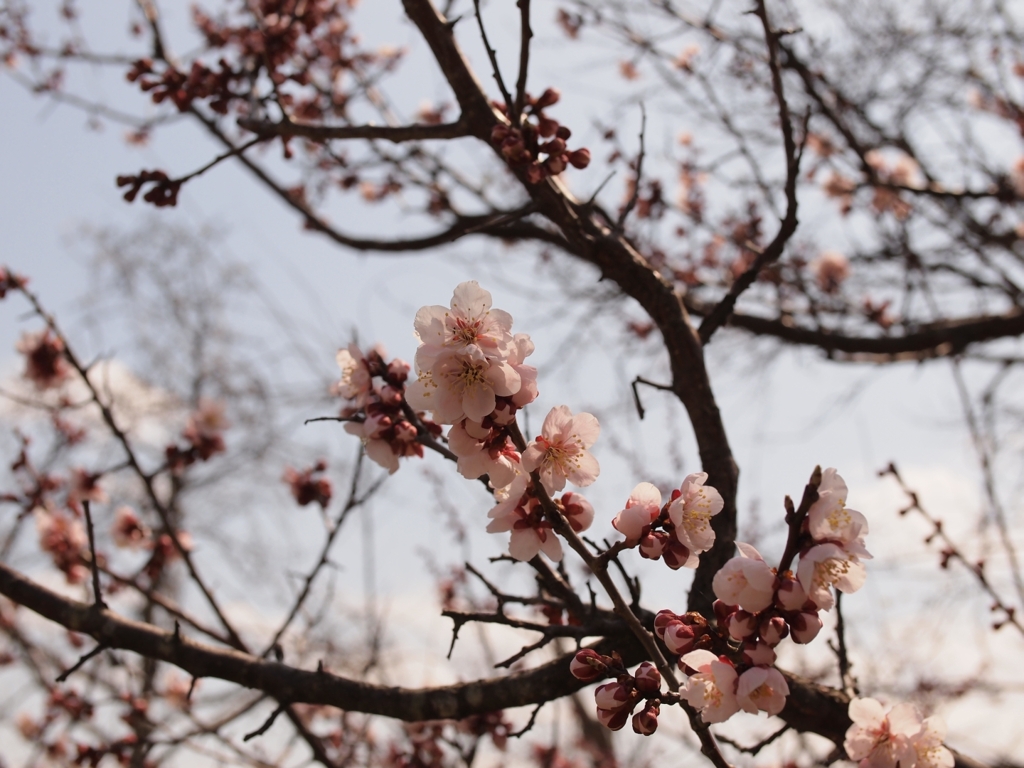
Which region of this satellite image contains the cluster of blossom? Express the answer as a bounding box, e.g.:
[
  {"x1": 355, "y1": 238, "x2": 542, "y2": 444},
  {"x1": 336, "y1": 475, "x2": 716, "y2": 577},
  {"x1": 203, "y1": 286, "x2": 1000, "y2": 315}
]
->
[
  {"x1": 490, "y1": 89, "x2": 591, "y2": 184},
  {"x1": 570, "y1": 651, "x2": 663, "y2": 735},
  {"x1": 401, "y1": 281, "x2": 600, "y2": 561},
  {"x1": 674, "y1": 468, "x2": 870, "y2": 724},
  {"x1": 612, "y1": 473, "x2": 724, "y2": 570},
  {"x1": 334, "y1": 342, "x2": 437, "y2": 474},
  {"x1": 165, "y1": 399, "x2": 229, "y2": 472},
  {"x1": 845, "y1": 697, "x2": 953, "y2": 768},
  {"x1": 283, "y1": 460, "x2": 333, "y2": 509}
]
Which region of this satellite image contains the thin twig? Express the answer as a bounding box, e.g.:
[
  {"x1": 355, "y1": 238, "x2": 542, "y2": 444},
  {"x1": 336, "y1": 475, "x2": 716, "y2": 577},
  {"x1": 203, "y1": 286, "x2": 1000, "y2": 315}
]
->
[
  {"x1": 617, "y1": 104, "x2": 647, "y2": 229},
  {"x1": 473, "y1": 0, "x2": 515, "y2": 118},
  {"x1": 243, "y1": 702, "x2": 288, "y2": 741},
  {"x1": 82, "y1": 500, "x2": 106, "y2": 610},
  {"x1": 56, "y1": 643, "x2": 107, "y2": 683},
  {"x1": 513, "y1": 0, "x2": 532, "y2": 124}
]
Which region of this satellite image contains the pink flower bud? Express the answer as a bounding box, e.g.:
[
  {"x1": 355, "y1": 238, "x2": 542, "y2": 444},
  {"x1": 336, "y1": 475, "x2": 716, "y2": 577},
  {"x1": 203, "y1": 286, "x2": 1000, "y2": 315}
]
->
[
  {"x1": 662, "y1": 621, "x2": 697, "y2": 654},
  {"x1": 535, "y1": 87, "x2": 561, "y2": 109},
  {"x1": 760, "y1": 616, "x2": 790, "y2": 646},
  {"x1": 545, "y1": 154, "x2": 568, "y2": 175},
  {"x1": 776, "y1": 574, "x2": 809, "y2": 611},
  {"x1": 712, "y1": 599, "x2": 735, "y2": 625},
  {"x1": 596, "y1": 706, "x2": 630, "y2": 731},
  {"x1": 386, "y1": 358, "x2": 410, "y2": 384},
  {"x1": 538, "y1": 116, "x2": 559, "y2": 138},
  {"x1": 540, "y1": 138, "x2": 567, "y2": 156},
  {"x1": 639, "y1": 531, "x2": 667, "y2": 560},
  {"x1": 742, "y1": 640, "x2": 777, "y2": 667},
  {"x1": 632, "y1": 701, "x2": 660, "y2": 736},
  {"x1": 661, "y1": 538, "x2": 693, "y2": 570},
  {"x1": 633, "y1": 662, "x2": 661, "y2": 695},
  {"x1": 724, "y1": 609, "x2": 757, "y2": 641},
  {"x1": 525, "y1": 163, "x2": 545, "y2": 184},
  {"x1": 594, "y1": 681, "x2": 632, "y2": 711},
  {"x1": 570, "y1": 649, "x2": 607, "y2": 681},
  {"x1": 790, "y1": 611, "x2": 823, "y2": 644},
  {"x1": 654, "y1": 610, "x2": 681, "y2": 636},
  {"x1": 568, "y1": 148, "x2": 591, "y2": 169}
]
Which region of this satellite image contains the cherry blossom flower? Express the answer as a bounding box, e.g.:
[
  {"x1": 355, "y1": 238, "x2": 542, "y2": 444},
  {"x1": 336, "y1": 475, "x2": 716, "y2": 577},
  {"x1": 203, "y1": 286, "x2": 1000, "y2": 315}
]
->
[
  {"x1": 798, "y1": 542, "x2": 867, "y2": 611},
  {"x1": 344, "y1": 415, "x2": 420, "y2": 475},
  {"x1": 844, "y1": 698, "x2": 922, "y2": 768},
  {"x1": 680, "y1": 649, "x2": 740, "y2": 724},
  {"x1": 508, "y1": 333, "x2": 539, "y2": 407},
  {"x1": 667, "y1": 472, "x2": 723, "y2": 564},
  {"x1": 736, "y1": 666, "x2": 789, "y2": 716},
  {"x1": 807, "y1": 468, "x2": 872, "y2": 558},
  {"x1": 334, "y1": 343, "x2": 376, "y2": 406},
  {"x1": 613, "y1": 482, "x2": 661, "y2": 543},
  {"x1": 910, "y1": 716, "x2": 955, "y2": 768},
  {"x1": 486, "y1": 472, "x2": 562, "y2": 561},
  {"x1": 447, "y1": 419, "x2": 519, "y2": 489},
  {"x1": 112, "y1": 506, "x2": 150, "y2": 549},
  {"x1": 407, "y1": 347, "x2": 520, "y2": 424},
  {"x1": 413, "y1": 281, "x2": 514, "y2": 370},
  {"x1": 712, "y1": 543, "x2": 776, "y2": 613},
  {"x1": 17, "y1": 329, "x2": 69, "y2": 389},
  {"x1": 522, "y1": 406, "x2": 600, "y2": 493}
]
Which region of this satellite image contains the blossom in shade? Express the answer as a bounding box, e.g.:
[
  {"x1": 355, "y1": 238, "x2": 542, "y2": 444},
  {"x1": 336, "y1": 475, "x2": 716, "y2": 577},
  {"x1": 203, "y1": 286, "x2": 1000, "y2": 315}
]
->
[
  {"x1": 741, "y1": 640, "x2": 777, "y2": 667},
  {"x1": 776, "y1": 573, "x2": 810, "y2": 611},
  {"x1": 486, "y1": 472, "x2": 561, "y2": 561},
  {"x1": 844, "y1": 698, "x2": 923, "y2": 768},
  {"x1": 798, "y1": 542, "x2": 867, "y2": 611},
  {"x1": 17, "y1": 329, "x2": 69, "y2": 390},
  {"x1": 712, "y1": 543, "x2": 776, "y2": 613},
  {"x1": 632, "y1": 701, "x2": 660, "y2": 736},
  {"x1": 613, "y1": 482, "x2": 662, "y2": 543},
  {"x1": 736, "y1": 666, "x2": 789, "y2": 716},
  {"x1": 790, "y1": 611, "x2": 824, "y2": 644},
  {"x1": 447, "y1": 420, "x2": 520, "y2": 489},
  {"x1": 680, "y1": 650, "x2": 740, "y2": 724},
  {"x1": 406, "y1": 347, "x2": 520, "y2": 424},
  {"x1": 807, "y1": 468, "x2": 872, "y2": 558},
  {"x1": 413, "y1": 281, "x2": 514, "y2": 370},
  {"x1": 344, "y1": 415, "x2": 420, "y2": 475},
  {"x1": 522, "y1": 406, "x2": 600, "y2": 493}
]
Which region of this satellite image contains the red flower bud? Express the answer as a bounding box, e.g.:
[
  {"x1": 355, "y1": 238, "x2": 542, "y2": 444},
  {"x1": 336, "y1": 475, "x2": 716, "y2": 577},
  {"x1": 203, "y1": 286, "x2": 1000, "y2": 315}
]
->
[
  {"x1": 570, "y1": 649, "x2": 608, "y2": 681},
  {"x1": 632, "y1": 701, "x2": 660, "y2": 736},
  {"x1": 633, "y1": 662, "x2": 661, "y2": 695},
  {"x1": 535, "y1": 87, "x2": 561, "y2": 109},
  {"x1": 568, "y1": 148, "x2": 591, "y2": 169}
]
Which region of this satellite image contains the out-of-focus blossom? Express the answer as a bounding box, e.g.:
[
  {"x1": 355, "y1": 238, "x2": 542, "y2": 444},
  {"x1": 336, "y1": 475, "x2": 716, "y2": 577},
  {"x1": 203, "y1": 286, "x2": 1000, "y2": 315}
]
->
[
  {"x1": 508, "y1": 333, "x2": 539, "y2": 407},
  {"x1": 35, "y1": 507, "x2": 87, "y2": 584},
  {"x1": 66, "y1": 469, "x2": 106, "y2": 515},
  {"x1": 283, "y1": 462, "x2": 333, "y2": 508},
  {"x1": 334, "y1": 343, "x2": 377, "y2": 406},
  {"x1": 712, "y1": 543, "x2": 776, "y2": 613},
  {"x1": 811, "y1": 251, "x2": 850, "y2": 293},
  {"x1": 182, "y1": 399, "x2": 228, "y2": 460},
  {"x1": 522, "y1": 406, "x2": 600, "y2": 494},
  {"x1": 112, "y1": 506, "x2": 150, "y2": 549},
  {"x1": 17, "y1": 329, "x2": 69, "y2": 389}
]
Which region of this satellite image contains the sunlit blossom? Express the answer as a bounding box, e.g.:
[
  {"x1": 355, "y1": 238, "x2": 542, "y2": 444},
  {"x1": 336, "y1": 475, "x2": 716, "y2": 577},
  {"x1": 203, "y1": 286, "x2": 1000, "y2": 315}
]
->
[
  {"x1": 798, "y1": 542, "x2": 866, "y2": 611},
  {"x1": 680, "y1": 649, "x2": 739, "y2": 724},
  {"x1": 413, "y1": 281, "x2": 514, "y2": 370},
  {"x1": 613, "y1": 482, "x2": 662, "y2": 543},
  {"x1": 521, "y1": 406, "x2": 600, "y2": 493},
  {"x1": 736, "y1": 666, "x2": 789, "y2": 717},
  {"x1": 711, "y1": 542, "x2": 776, "y2": 613},
  {"x1": 667, "y1": 472, "x2": 723, "y2": 562}
]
